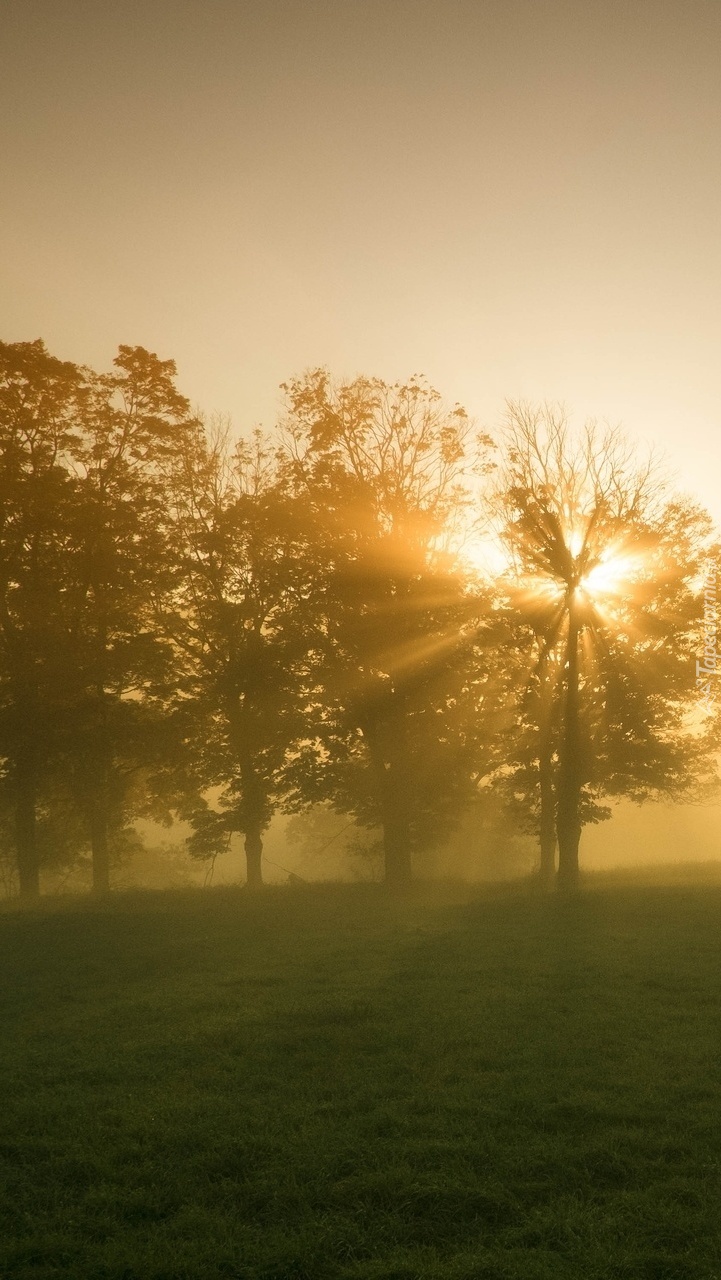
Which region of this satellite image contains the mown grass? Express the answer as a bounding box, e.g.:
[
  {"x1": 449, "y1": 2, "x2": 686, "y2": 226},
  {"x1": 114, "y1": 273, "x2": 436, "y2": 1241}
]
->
[{"x1": 2, "y1": 876, "x2": 721, "y2": 1279}]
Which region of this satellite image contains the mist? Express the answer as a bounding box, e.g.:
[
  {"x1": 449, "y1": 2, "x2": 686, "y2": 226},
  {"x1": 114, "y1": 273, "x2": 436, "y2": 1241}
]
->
[{"x1": 3, "y1": 5, "x2": 721, "y2": 1278}]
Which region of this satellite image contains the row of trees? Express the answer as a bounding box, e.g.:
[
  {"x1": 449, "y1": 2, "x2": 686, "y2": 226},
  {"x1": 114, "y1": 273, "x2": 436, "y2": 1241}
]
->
[{"x1": 0, "y1": 339, "x2": 717, "y2": 898}]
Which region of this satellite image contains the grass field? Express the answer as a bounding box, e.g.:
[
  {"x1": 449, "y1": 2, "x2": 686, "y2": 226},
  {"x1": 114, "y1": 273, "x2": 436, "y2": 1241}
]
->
[{"x1": 2, "y1": 876, "x2": 721, "y2": 1279}]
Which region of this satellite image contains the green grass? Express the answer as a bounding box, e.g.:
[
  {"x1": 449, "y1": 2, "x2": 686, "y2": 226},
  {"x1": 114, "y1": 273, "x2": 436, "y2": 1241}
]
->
[{"x1": 2, "y1": 877, "x2": 721, "y2": 1279}]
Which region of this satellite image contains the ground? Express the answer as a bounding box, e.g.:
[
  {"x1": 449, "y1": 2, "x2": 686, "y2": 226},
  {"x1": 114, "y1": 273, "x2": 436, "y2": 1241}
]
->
[{"x1": 2, "y1": 874, "x2": 721, "y2": 1279}]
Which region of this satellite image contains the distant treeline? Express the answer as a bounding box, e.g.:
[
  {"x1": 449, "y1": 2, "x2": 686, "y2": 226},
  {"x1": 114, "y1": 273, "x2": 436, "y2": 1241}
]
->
[{"x1": 0, "y1": 340, "x2": 717, "y2": 898}]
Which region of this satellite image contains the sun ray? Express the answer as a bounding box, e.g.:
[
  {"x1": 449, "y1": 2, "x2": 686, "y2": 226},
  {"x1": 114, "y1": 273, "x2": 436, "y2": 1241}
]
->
[{"x1": 579, "y1": 547, "x2": 646, "y2": 602}]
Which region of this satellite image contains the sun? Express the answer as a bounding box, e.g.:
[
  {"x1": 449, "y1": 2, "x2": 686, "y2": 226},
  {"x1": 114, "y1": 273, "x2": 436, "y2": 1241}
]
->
[{"x1": 578, "y1": 546, "x2": 644, "y2": 603}]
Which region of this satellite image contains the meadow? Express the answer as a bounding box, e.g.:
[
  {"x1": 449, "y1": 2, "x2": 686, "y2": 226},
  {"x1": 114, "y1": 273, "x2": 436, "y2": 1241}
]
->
[{"x1": 2, "y1": 875, "x2": 721, "y2": 1279}]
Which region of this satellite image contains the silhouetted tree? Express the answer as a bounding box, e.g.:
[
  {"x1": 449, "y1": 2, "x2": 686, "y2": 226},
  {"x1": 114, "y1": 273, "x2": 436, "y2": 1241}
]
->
[
  {"x1": 0, "y1": 340, "x2": 85, "y2": 897},
  {"x1": 159, "y1": 422, "x2": 313, "y2": 888},
  {"x1": 279, "y1": 371, "x2": 498, "y2": 887},
  {"x1": 5, "y1": 339, "x2": 716, "y2": 905},
  {"x1": 495, "y1": 404, "x2": 720, "y2": 889},
  {"x1": 66, "y1": 345, "x2": 194, "y2": 892}
]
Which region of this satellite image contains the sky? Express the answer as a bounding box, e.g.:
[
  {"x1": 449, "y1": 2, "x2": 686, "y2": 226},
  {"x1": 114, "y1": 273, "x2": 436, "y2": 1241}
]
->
[{"x1": 3, "y1": 0, "x2": 721, "y2": 523}]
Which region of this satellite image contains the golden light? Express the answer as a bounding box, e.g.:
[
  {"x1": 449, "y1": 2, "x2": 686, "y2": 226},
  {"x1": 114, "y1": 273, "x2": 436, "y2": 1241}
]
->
[
  {"x1": 578, "y1": 545, "x2": 647, "y2": 611},
  {"x1": 461, "y1": 524, "x2": 651, "y2": 631},
  {"x1": 568, "y1": 528, "x2": 585, "y2": 558},
  {"x1": 460, "y1": 533, "x2": 511, "y2": 578}
]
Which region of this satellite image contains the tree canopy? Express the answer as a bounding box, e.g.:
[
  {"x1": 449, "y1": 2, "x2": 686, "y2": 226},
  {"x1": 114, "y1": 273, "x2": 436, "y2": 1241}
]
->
[{"x1": 0, "y1": 343, "x2": 717, "y2": 897}]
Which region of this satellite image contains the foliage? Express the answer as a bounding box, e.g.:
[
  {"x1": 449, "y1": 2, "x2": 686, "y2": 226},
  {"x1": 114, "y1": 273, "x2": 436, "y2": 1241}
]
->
[
  {"x1": 157, "y1": 421, "x2": 317, "y2": 886},
  {"x1": 0, "y1": 344, "x2": 718, "y2": 896},
  {"x1": 492, "y1": 403, "x2": 720, "y2": 886},
  {"x1": 278, "y1": 370, "x2": 500, "y2": 885}
]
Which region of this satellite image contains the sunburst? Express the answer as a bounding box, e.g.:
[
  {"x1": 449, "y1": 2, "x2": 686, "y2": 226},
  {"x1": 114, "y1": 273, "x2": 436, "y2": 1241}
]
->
[{"x1": 578, "y1": 544, "x2": 645, "y2": 605}]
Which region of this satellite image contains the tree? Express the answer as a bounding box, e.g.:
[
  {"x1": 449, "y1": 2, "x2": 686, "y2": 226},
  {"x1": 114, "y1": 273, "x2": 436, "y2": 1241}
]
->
[
  {"x1": 484, "y1": 624, "x2": 564, "y2": 887},
  {"x1": 159, "y1": 421, "x2": 313, "y2": 889},
  {"x1": 0, "y1": 340, "x2": 86, "y2": 897},
  {"x1": 494, "y1": 404, "x2": 720, "y2": 889},
  {"x1": 66, "y1": 345, "x2": 194, "y2": 893},
  {"x1": 279, "y1": 370, "x2": 497, "y2": 887}
]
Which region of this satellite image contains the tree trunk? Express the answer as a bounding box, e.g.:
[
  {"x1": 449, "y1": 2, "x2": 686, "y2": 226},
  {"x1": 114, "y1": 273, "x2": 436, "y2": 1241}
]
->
[
  {"x1": 535, "y1": 638, "x2": 557, "y2": 887},
  {"x1": 362, "y1": 710, "x2": 413, "y2": 891},
  {"x1": 237, "y1": 748, "x2": 265, "y2": 890},
  {"x1": 538, "y1": 733, "x2": 556, "y2": 887},
  {"x1": 244, "y1": 823, "x2": 264, "y2": 890},
  {"x1": 88, "y1": 692, "x2": 112, "y2": 894},
  {"x1": 381, "y1": 768, "x2": 413, "y2": 890},
  {"x1": 90, "y1": 804, "x2": 110, "y2": 895},
  {"x1": 556, "y1": 598, "x2": 582, "y2": 890},
  {"x1": 537, "y1": 691, "x2": 555, "y2": 890},
  {"x1": 15, "y1": 755, "x2": 40, "y2": 900}
]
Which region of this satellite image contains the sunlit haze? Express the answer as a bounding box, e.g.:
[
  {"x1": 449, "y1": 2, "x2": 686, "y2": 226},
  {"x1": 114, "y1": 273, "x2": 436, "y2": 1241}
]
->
[
  {"x1": 5, "y1": 10, "x2": 721, "y2": 1266},
  {"x1": 1, "y1": 0, "x2": 720, "y2": 899},
  {"x1": 3, "y1": 0, "x2": 721, "y2": 525}
]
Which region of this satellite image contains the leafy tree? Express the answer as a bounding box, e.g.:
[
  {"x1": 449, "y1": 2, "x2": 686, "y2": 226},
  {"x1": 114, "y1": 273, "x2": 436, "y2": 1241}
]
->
[
  {"x1": 159, "y1": 421, "x2": 313, "y2": 888},
  {"x1": 64, "y1": 345, "x2": 194, "y2": 892},
  {"x1": 494, "y1": 404, "x2": 720, "y2": 888},
  {"x1": 0, "y1": 340, "x2": 86, "y2": 897},
  {"x1": 279, "y1": 370, "x2": 499, "y2": 887}
]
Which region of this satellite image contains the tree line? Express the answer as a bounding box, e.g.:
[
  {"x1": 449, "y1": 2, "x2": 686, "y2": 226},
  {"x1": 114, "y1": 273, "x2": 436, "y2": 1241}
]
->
[{"x1": 0, "y1": 339, "x2": 717, "y2": 899}]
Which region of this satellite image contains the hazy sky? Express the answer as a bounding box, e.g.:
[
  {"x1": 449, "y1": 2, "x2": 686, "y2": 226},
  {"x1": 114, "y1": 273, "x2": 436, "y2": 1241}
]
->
[{"x1": 3, "y1": 0, "x2": 721, "y2": 520}]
